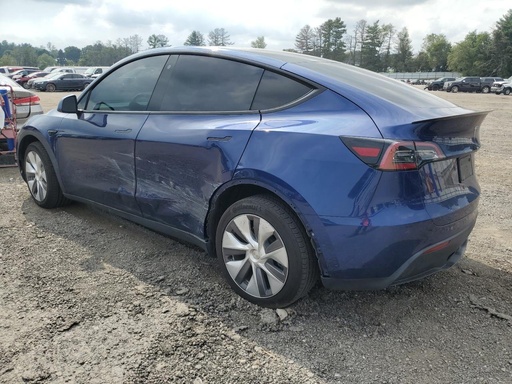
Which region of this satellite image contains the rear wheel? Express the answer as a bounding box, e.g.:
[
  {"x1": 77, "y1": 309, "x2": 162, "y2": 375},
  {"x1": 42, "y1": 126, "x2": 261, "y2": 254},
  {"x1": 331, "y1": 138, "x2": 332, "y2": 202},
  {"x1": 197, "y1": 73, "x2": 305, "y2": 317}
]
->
[
  {"x1": 24, "y1": 142, "x2": 69, "y2": 208},
  {"x1": 46, "y1": 83, "x2": 56, "y2": 92},
  {"x1": 22, "y1": 82, "x2": 30, "y2": 89},
  {"x1": 216, "y1": 195, "x2": 318, "y2": 308}
]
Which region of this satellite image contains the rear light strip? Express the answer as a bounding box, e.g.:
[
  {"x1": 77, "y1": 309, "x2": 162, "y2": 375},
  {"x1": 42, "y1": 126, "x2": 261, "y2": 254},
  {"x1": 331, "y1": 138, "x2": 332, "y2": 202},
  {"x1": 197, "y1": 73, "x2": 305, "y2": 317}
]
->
[
  {"x1": 341, "y1": 137, "x2": 444, "y2": 171},
  {"x1": 13, "y1": 95, "x2": 40, "y2": 106}
]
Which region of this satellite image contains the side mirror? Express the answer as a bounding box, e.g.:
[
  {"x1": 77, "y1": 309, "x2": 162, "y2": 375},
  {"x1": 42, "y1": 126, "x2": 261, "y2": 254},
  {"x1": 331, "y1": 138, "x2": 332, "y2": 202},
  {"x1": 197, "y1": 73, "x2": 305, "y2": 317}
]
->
[{"x1": 57, "y1": 94, "x2": 79, "y2": 115}]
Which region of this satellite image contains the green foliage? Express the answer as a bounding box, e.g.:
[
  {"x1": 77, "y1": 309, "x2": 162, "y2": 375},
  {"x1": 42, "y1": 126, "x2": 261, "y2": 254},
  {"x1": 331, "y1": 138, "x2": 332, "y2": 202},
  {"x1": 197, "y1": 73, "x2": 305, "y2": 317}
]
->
[
  {"x1": 251, "y1": 36, "x2": 267, "y2": 49},
  {"x1": 422, "y1": 34, "x2": 452, "y2": 71},
  {"x1": 64, "y1": 46, "x2": 81, "y2": 63},
  {"x1": 360, "y1": 21, "x2": 383, "y2": 71},
  {"x1": 448, "y1": 31, "x2": 493, "y2": 75},
  {"x1": 393, "y1": 27, "x2": 414, "y2": 72},
  {"x1": 37, "y1": 53, "x2": 56, "y2": 69},
  {"x1": 295, "y1": 25, "x2": 316, "y2": 54},
  {"x1": 184, "y1": 31, "x2": 205, "y2": 46},
  {"x1": 147, "y1": 34, "x2": 169, "y2": 49},
  {"x1": 79, "y1": 42, "x2": 132, "y2": 66},
  {"x1": 0, "y1": 53, "x2": 16, "y2": 66},
  {"x1": 208, "y1": 28, "x2": 233, "y2": 46},
  {"x1": 491, "y1": 9, "x2": 512, "y2": 76},
  {"x1": 319, "y1": 17, "x2": 346, "y2": 61}
]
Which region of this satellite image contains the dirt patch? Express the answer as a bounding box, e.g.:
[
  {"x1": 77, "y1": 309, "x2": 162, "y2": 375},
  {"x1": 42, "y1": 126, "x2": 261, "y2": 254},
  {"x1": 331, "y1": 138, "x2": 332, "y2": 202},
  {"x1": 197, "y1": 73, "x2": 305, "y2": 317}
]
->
[{"x1": 1, "y1": 89, "x2": 511, "y2": 383}]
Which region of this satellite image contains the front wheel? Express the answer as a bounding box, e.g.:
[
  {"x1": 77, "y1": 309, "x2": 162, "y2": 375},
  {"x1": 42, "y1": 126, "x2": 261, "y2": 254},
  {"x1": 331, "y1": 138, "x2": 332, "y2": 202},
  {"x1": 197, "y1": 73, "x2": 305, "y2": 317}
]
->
[
  {"x1": 450, "y1": 86, "x2": 459, "y2": 93},
  {"x1": 24, "y1": 142, "x2": 69, "y2": 208},
  {"x1": 216, "y1": 195, "x2": 318, "y2": 308},
  {"x1": 45, "y1": 83, "x2": 56, "y2": 92},
  {"x1": 481, "y1": 86, "x2": 490, "y2": 93},
  {"x1": 504, "y1": 88, "x2": 511, "y2": 95}
]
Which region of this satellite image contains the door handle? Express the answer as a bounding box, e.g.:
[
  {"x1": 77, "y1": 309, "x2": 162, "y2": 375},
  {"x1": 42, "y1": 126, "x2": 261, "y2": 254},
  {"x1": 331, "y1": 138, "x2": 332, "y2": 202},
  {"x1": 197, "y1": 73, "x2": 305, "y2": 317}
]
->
[{"x1": 114, "y1": 129, "x2": 132, "y2": 133}]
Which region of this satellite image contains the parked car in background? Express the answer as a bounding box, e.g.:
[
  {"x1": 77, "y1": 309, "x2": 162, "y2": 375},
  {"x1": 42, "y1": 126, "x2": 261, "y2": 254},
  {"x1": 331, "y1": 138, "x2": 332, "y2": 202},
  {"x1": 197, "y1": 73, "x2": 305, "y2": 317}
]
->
[
  {"x1": 17, "y1": 47, "x2": 487, "y2": 308},
  {"x1": 480, "y1": 77, "x2": 504, "y2": 93},
  {"x1": 491, "y1": 76, "x2": 512, "y2": 94},
  {"x1": 0, "y1": 73, "x2": 43, "y2": 126},
  {"x1": 15, "y1": 72, "x2": 50, "y2": 89},
  {"x1": 83, "y1": 66, "x2": 110, "y2": 78},
  {"x1": 443, "y1": 76, "x2": 503, "y2": 93},
  {"x1": 425, "y1": 77, "x2": 456, "y2": 91},
  {"x1": 33, "y1": 73, "x2": 93, "y2": 92},
  {"x1": 495, "y1": 82, "x2": 512, "y2": 95},
  {"x1": 9, "y1": 68, "x2": 41, "y2": 80}
]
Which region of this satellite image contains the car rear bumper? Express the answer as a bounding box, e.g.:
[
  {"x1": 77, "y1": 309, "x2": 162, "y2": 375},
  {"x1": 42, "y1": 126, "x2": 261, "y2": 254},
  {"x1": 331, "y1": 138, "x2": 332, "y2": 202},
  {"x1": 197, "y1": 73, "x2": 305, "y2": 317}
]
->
[{"x1": 314, "y1": 200, "x2": 477, "y2": 290}]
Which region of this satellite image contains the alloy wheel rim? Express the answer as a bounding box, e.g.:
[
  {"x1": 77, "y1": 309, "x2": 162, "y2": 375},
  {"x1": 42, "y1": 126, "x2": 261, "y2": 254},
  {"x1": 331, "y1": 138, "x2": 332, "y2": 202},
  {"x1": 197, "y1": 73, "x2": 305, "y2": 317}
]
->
[
  {"x1": 25, "y1": 151, "x2": 48, "y2": 202},
  {"x1": 222, "y1": 214, "x2": 289, "y2": 298}
]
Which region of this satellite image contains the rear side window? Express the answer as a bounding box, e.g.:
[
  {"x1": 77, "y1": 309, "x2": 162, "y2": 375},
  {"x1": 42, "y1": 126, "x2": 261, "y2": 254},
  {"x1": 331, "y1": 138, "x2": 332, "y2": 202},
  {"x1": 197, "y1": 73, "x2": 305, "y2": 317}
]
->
[
  {"x1": 159, "y1": 55, "x2": 263, "y2": 112},
  {"x1": 251, "y1": 71, "x2": 313, "y2": 110},
  {"x1": 81, "y1": 55, "x2": 168, "y2": 111}
]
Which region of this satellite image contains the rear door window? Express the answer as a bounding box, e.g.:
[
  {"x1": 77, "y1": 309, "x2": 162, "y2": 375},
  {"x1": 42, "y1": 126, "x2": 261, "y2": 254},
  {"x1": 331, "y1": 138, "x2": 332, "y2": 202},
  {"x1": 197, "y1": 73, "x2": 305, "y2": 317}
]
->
[{"x1": 157, "y1": 55, "x2": 263, "y2": 112}]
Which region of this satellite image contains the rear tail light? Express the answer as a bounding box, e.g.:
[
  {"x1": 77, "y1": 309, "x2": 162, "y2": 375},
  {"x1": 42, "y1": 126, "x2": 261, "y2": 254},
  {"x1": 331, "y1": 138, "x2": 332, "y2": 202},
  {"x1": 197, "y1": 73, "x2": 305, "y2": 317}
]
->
[
  {"x1": 13, "y1": 95, "x2": 40, "y2": 106},
  {"x1": 341, "y1": 137, "x2": 444, "y2": 171}
]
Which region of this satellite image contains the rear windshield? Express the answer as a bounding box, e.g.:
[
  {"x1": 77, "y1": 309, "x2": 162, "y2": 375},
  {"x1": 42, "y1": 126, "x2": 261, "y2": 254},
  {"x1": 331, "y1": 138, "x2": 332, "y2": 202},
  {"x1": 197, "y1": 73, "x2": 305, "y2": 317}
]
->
[{"x1": 291, "y1": 59, "x2": 453, "y2": 108}]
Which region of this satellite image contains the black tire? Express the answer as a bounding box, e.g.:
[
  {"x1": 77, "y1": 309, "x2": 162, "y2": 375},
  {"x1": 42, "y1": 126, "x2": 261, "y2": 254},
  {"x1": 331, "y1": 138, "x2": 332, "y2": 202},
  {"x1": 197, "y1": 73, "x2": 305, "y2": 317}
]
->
[
  {"x1": 216, "y1": 195, "x2": 318, "y2": 308},
  {"x1": 432, "y1": 85, "x2": 439, "y2": 91},
  {"x1": 481, "y1": 86, "x2": 490, "y2": 93},
  {"x1": 451, "y1": 86, "x2": 459, "y2": 93},
  {"x1": 504, "y1": 88, "x2": 511, "y2": 96},
  {"x1": 24, "y1": 142, "x2": 69, "y2": 208},
  {"x1": 46, "y1": 83, "x2": 56, "y2": 92},
  {"x1": 22, "y1": 82, "x2": 30, "y2": 89},
  {"x1": 82, "y1": 82, "x2": 91, "y2": 90}
]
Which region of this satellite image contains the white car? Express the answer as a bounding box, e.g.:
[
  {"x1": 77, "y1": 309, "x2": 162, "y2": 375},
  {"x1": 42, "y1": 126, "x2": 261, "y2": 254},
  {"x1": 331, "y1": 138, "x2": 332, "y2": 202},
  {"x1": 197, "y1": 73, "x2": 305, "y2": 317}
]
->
[{"x1": 0, "y1": 74, "x2": 44, "y2": 126}]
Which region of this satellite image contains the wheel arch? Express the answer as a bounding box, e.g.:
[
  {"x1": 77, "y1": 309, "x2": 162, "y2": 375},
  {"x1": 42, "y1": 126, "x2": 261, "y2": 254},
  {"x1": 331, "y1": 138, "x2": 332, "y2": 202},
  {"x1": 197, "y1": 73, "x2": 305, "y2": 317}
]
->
[
  {"x1": 17, "y1": 131, "x2": 63, "y2": 188},
  {"x1": 204, "y1": 175, "x2": 326, "y2": 273}
]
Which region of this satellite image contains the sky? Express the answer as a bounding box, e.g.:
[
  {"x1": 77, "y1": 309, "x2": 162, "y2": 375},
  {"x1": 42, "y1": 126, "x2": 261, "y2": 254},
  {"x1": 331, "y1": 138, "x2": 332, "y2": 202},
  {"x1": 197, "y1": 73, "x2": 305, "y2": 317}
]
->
[{"x1": 2, "y1": 0, "x2": 510, "y2": 53}]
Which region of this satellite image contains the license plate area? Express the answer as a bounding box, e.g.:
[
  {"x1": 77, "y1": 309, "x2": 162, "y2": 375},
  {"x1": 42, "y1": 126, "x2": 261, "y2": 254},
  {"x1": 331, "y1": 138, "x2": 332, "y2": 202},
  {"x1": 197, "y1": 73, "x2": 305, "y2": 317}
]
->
[{"x1": 458, "y1": 154, "x2": 473, "y2": 182}]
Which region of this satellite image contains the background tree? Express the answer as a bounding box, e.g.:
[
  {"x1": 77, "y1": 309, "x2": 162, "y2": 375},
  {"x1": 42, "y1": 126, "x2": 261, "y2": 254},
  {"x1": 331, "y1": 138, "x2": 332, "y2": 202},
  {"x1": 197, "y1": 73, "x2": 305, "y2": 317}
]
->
[
  {"x1": 184, "y1": 31, "x2": 205, "y2": 46},
  {"x1": 129, "y1": 34, "x2": 143, "y2": 53},
  {"x1": 393, "y1": 27, "x2": 414, "y2": 72},
  {"x1": 422, "y1": 33, "x2": 452, "y2": 71},
  {"x1": 12, "y1": 44, "x2": 39, "y2": 66},
  {"x1": 413, "y1": 51, "x2": 430, "y2": 72},
  {"x1": 351, "y1": 19, "x2": 367, "y2": 65},
  {"x1": 360, "y1": 21, "x2": 383, "y2": 71},
  {"x1": 491, "y1": 9, "x2": 512, "y2": 76},
  {"x1": 147, "y1": 34, "x2": 169, "y2": 49},
  {"x1": 251, "y1": 36, "x2": 267, "y2": 49},
  {"x1": 64, "y1": 46, "x2": 81, "y2": 64},
  {"x1": 295, "y1": 25, "x2": 315, "y2": 54},
  {"x1": 37, "y1": 53, "x2": 56, "y2": 69},
  {"x1": 448, "y1": 31, "x2": 493, "y2": 75},
  {"x1": 319, "y1": 17, "x2": 347, "y2": 61},
  {"x1": 0, "y1": 53, "x2": 16, "y2": 66},
  {"x1": 380, "y1": 23, "x2": 396, "y2": 71},
  {"x1": 208, "y1": 28, "x2": 233, "y2": 46}
]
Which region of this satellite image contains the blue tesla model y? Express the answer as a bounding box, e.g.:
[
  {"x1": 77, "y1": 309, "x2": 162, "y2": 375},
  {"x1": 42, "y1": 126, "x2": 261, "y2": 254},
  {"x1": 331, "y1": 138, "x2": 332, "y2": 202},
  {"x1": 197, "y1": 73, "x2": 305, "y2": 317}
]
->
[{"x1": 17, "y1": 47, "x2": 487, "y2": 308}]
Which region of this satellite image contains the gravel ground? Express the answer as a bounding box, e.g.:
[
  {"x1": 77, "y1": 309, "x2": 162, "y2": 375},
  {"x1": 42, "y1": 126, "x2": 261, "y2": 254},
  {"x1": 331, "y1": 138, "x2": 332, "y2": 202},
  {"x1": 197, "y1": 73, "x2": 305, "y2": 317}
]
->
[{"x1": 1, "y1": 89, "x2": 511, "y2": 383}]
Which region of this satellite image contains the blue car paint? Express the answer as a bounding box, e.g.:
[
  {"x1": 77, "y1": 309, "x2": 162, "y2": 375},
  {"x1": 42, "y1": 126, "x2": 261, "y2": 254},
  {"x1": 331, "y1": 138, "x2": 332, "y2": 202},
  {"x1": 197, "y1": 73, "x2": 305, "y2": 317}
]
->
[
  {"x1": 54, "y1": 111, "x2": 149, "y2": 215},
  {"x1": 135, "y1": 113, "x2": 261, "y2": 238},
  {"x1": 16, "y1": 47, "x2": 487, "y2": 292}
]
